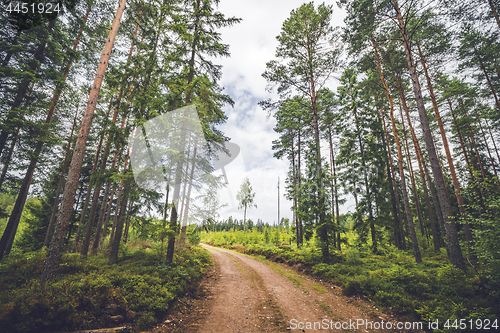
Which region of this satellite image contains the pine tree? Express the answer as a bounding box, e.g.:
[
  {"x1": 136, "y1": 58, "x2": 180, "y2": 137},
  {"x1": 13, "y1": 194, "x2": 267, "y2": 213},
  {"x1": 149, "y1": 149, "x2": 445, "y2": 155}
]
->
[
  {"x1": 42, "y1": 0, "x2": 128, "y2": 281},
  {"x1": 391, "y1": 0, "x2": 464, "y2": 269},
  {"x1": 262, "y1": 2, "x2": 341, "y2": 262}
]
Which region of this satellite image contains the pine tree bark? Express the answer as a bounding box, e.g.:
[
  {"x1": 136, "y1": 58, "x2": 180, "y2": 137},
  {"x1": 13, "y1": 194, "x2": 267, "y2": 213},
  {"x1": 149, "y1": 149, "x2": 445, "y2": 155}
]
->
[
  {"x1": 178, "y1": 135, "x2": 193, "y2": 230},
  {"x1": 108, "y1": 172, "x2": 131, "y2": 265},
  {"x1": 372, "y1": 36, "x2": 420, "y2": 263},
  {"x1": 0, "y1": 129, "x2": 18, "y2": 190},
  {"x1": 327, "y1": 125, "x2": 337, "y2": 250},
  {"x1": 123, "y1": 200, "x2": 134, "y2": 244},
  {"x1": 44, "y1": 108, "x2": 79, "y2": 248},
  {"x1": 465, "y1": 115, "x2": 487, "y2": 183},
  {"x1": 71, "y1": 108, "x2": 109, "y2": 253},
  {"x1": 166, "y1": 159, "x2": 183, "y2": 264},
  {"x1": 297, "y1": 128, "x2": 303, "y2": 245},
  {"x1": 290, "y1": 129, "x2": 300, "y2": 248},
  {"x1": 402, "y1": 95, "x2": 441, "y2": 251},
  {"x1": 43, "y1": 5, "x2": 93, "y2": 247},
  {"x1": 91, "y1": 114, "x2": 129, "y2": 254},
  {"x1": 352, "y1": 104, "x2": 377, "y2": 253},
  {"x1": 82, "y1": 21, "x2": 139, "y2": 256},
  {"x1": 450, "y1": 100, "x2": 485, "y2": 205},
  {"x1": 393, "y1": 0, "x2": 465, "y2": 270},
  {"x1": 488, "y1": 0, "x2": 500, "y2": 30},
  {"x1": 399, "y1": 102, "x2": 427, "y2": 248},
  {"x1": 417, "y1": 43, "x2": 476, "y2": 261},
  {"x1": 110, "y1": 146, "x2": 130, "y2": 245},
  {"x1": 394, "y1": 74, "x2": 428, "y2": 247},
  {"x1": 100, "y1": 182, "x2": 117, "y2": 245},
  {"x1": 333, "y1": 139, "x2": 341, "y2": 251},
  {"x1": 378, "y1": 104, "x2": 405, "y2": 249},
  {"x1": 41, "y1": 0, "x2": 127, "y2": 281},
  {"x1": 0, "y1": 19, "x2": 82, "y2": 259}
]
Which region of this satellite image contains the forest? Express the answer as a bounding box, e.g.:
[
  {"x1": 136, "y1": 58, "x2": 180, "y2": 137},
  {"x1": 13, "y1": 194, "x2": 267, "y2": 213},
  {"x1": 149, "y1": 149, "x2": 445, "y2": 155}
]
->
[{"x1": 0, "y1": 0, "x2": 499, "y2": 332}]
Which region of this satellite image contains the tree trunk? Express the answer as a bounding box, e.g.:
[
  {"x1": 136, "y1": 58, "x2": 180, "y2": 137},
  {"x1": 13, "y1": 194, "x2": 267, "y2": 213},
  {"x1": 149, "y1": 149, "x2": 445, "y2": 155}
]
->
[
  {"x1": 71, "y1": 107, "x2": 109, "y2": 253},
  {"x1": 110, "y1": 147, "x2": 130, "y2": 245},
  {"x1": 290, "y1": 129, "x2": 300, "y2": 248},
  {"x1": 0, "y1": 20, "x2": 81, "y2": 259},
  {"x1": 394, "y1": 74, "x2": 427, "y2": 247},
  {"x1": 418, "y1": 42, "x2": 476, "y2": 261},
  {"x1": 185, "y1": 0, "x2": 201, "y2": 104},
  {"x1": 333, "y1": 136, "x2": 341, "y2": 251},
  {"x1": 488, "y1": 0, "x2": 500, "y2": 30},
  {"x1": 0, "y1": 128, "x2": 18, "y2": 190},
  {"x1": 108, "y1": 173, "x2": 131, "y2": 265},
  {"x1": 243, "y1": 204, "x2": 247, "y2": 230},
  {"x1": 402, "y1": 94, "x2": 441, "y2": 251},
  {"x1": 304, "y1": 38, "x2": 328, "y2": 261},
  {"x1": 82, "y1": 23, "x2": 138, "y2": 256},
  {"x1": 470, "y1": 106, "x2": 500, "y2": 189},
  {"x1": 393, "y1": 1, "x2": 465, "y2": 270},
  {"x1": 178, "y1": 135, "x2": 193, "y2": 231},
  {"x1": 1, "y1": 29, "x2": 22, "y2": 66},
  {"x1": 41, "y1": 0, "x2": 127, "y2": 281},
  {"x1": 372, "y1": 37, "x2": 420, "y2": 263},
  {"x1": 91, "y1": 115, "x2": 128, "y2": 254},
  {"x1": 352, "y1": 106, "x2": 376, "y2": 253},
  {"x1": 100, "y1": 128, "x2": 129, "y2": 247},
  {"x1": 378, "y1": 104, "x2": 404, "y2": 249},
  {"x1": 44, "y1": 107, "x2": 79, "y2": 248},
  {"x1": 485, "y1": 118, "x2": 500, "y2": 165},
  {"x1": 179, "y1": 138, "x2": 198, "y2": 246},
  {"x1": 464, "y1": 114, "x2": 487, "y2": 183},
  {"x1": 399, "y1": 102, "x2": 427, "y2": 248},
  {"x1": 123, "y1": 200, "x2": 134, "y2": 244},
  {"x1": 450, "y1": 100, "x2": 485, "y2": 205},
  {"x1": 0, "y1": 20, "x2": 55, "y2": 156},
  {"x1": 327, "y1": 125, "x2": 337, "y2": 250},
  {"x1": 298, "y1": 128, "x2": 303, "y2": 245},
  {"x1": 100, "y1": 182, "x2": 117, "y2": 245},
  {"x1": 165, "y1": 111, "x2": 190, "y2": 264}
]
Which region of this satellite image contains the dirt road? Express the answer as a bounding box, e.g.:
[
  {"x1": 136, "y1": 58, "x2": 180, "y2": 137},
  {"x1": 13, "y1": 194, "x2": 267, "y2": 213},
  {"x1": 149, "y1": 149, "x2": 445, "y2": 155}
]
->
[{"x1": 148, "y1": 245, "x2": 424, "y2": 332}]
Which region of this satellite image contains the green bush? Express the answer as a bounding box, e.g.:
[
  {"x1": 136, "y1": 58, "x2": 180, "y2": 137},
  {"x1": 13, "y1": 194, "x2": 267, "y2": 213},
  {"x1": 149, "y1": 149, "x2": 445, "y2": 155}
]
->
[
  {"x1": 187, "y1": 225, "x2": 201, "y2": 245},
  {"x1": 0, "y1": 245, "x2": 211, "y2": 332}
]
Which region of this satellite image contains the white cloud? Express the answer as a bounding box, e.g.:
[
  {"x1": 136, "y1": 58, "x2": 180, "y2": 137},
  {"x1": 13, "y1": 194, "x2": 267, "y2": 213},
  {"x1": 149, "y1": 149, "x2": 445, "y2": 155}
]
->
[{"x1": 205, "y1": 1, "x2": 348, "y2": 223}]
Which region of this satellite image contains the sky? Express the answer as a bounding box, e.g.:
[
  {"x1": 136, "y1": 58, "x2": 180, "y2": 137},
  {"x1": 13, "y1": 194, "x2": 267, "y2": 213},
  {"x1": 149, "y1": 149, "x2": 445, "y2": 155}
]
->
[{"x1": 204, "y1": 1, "x2": 348, "y2": 224}]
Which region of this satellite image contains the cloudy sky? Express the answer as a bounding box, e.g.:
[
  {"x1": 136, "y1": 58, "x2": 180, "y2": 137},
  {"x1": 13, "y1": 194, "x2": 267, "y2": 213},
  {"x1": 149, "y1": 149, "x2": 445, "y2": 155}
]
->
[{"x1": 206, "y1": 1, "x2": 348, "y2": 224}]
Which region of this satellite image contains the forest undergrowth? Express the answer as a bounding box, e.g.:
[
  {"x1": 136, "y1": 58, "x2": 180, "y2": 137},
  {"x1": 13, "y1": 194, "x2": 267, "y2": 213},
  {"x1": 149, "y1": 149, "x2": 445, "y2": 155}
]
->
[{"x1": 0, "y1": 241, "x2": 211, "y2": 333}]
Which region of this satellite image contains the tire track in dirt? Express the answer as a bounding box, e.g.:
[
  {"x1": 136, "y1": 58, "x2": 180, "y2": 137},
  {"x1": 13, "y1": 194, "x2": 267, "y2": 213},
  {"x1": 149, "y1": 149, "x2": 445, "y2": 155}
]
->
[
  {"x1": 196, "y1": 246, "x2": 287, "y2": 332},
  {"x1": 149, "y1": 245, "x2": 425, "y2": 333},
  {"x1": 149, "y1": 246, "x2": 287, "y2": 333}
]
